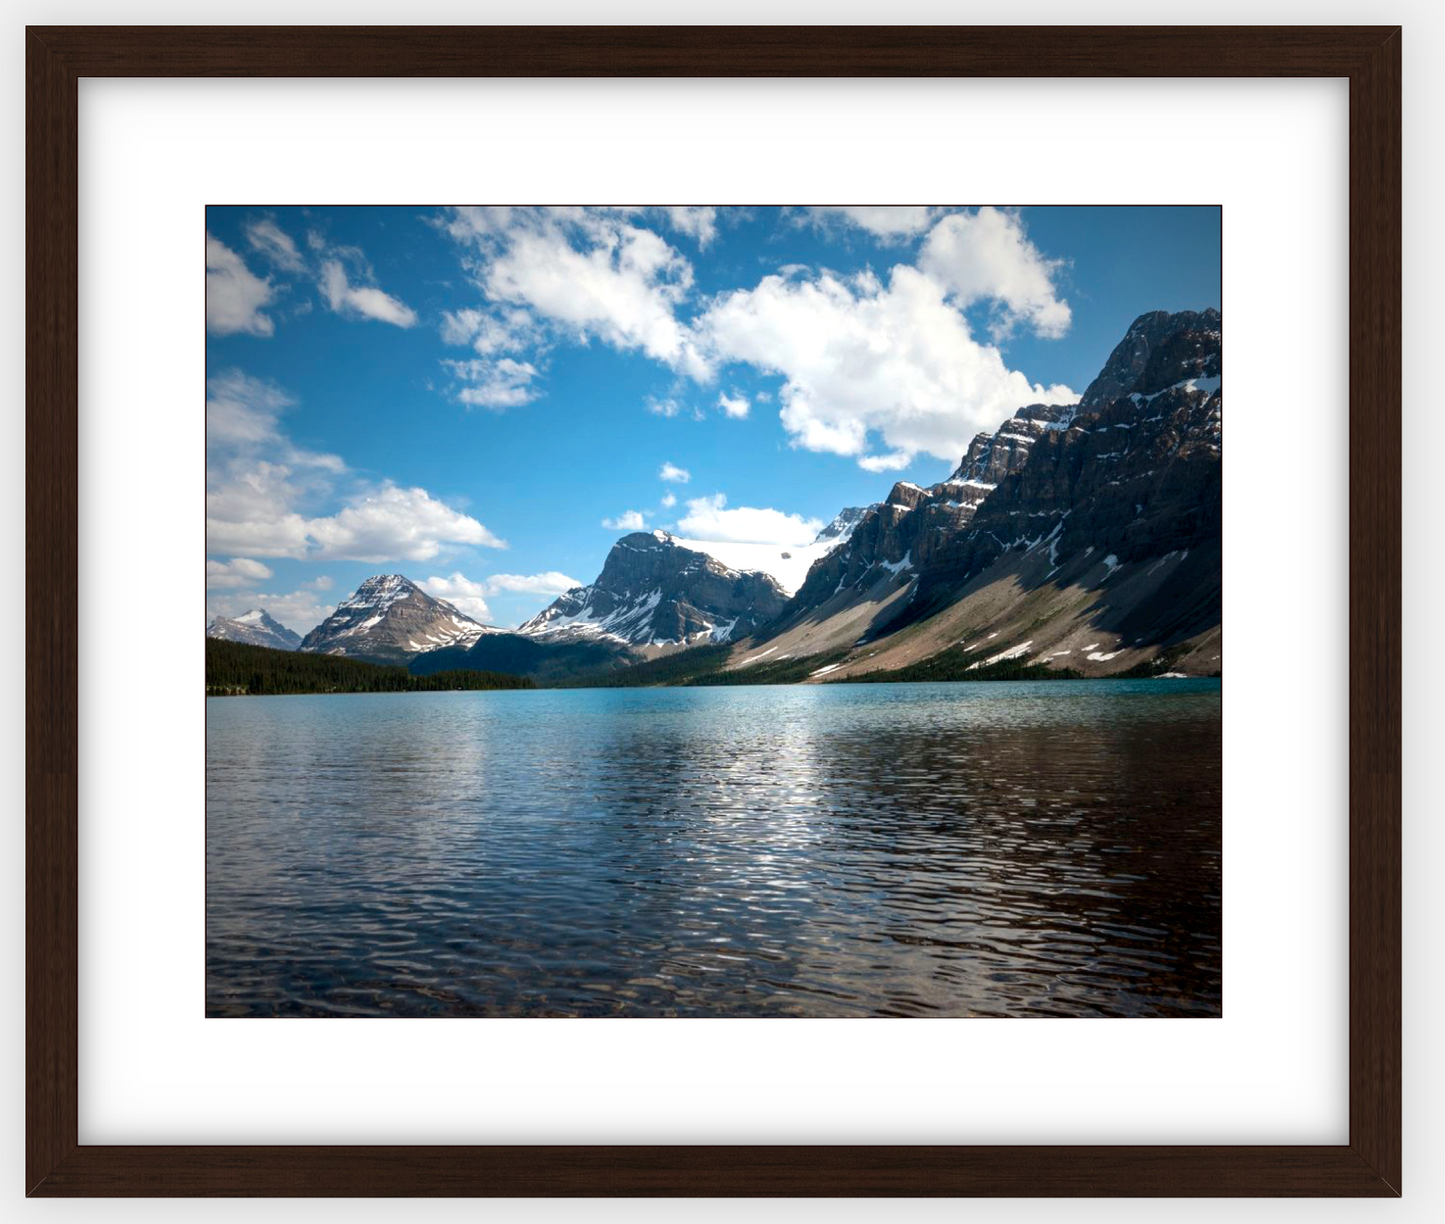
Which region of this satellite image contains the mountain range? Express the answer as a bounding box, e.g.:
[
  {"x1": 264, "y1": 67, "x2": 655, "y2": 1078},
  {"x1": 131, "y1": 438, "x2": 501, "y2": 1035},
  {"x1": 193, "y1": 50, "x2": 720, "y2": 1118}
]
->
[{"x1": 206, "y1": 309, "x2": 1222, "y2": 684}]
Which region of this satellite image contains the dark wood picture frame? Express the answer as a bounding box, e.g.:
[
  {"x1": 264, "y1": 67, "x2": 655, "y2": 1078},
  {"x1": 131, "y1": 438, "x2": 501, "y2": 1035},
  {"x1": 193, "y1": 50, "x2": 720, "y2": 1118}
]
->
[{"x1": 25, "y1": 25, "x2": 1400, "y2": 1197}]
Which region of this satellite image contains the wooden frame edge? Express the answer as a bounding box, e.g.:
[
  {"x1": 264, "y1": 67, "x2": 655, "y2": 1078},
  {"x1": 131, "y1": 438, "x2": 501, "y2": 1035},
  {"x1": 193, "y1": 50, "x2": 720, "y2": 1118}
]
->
[{"x1": 25, "y1": 25, "x2": 1402, "y2": 1198}]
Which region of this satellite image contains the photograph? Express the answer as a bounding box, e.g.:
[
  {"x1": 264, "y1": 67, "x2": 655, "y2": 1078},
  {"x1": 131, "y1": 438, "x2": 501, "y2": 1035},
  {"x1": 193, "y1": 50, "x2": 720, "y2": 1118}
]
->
[{"x1": 205, "y1": 203, "x2": 1222, "y2": 1019}]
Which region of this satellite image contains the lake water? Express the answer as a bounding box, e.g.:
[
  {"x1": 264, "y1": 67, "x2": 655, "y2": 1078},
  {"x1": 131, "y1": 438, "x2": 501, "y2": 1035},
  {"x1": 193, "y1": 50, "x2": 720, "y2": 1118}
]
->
[{"x1": 206, "y1": 679, "x2": 1221, "y2": 1018}]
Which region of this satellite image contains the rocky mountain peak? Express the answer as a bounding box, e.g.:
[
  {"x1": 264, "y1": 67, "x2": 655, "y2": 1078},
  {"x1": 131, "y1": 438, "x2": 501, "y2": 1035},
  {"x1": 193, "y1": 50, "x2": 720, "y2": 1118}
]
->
[
  {"x1": 338, "y1": 573, "x2": 420, "y2": 610},
  {"x1": 947, "y1": 401, "x2": 1075, "y2": 488},
  {"x1": 521, "y1": 531, "x2": 789, "y2": 649},
  {"x1": 299, "y1": 574, "x2": 492, "y2": 665},
  {"x1": 885, "y1": 482, "x2": 929, "y2": 511},
  {"x1": 206, "y1": 608, "x2": 303, "y2": 652},
  {"x1": 1078, "y1": 308, "x2": 1221, "y2": 408}
]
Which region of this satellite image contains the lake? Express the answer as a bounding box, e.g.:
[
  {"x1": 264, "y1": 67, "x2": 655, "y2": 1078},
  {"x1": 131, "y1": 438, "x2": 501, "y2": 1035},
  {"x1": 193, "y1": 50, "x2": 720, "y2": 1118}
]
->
[{"x1": 206, "y1": 679, "x2": 1222, "y2": 1018}]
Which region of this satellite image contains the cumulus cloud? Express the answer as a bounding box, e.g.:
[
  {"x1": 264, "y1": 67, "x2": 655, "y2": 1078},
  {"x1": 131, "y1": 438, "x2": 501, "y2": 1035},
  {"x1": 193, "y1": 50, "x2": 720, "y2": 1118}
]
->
[
  {"x1": 695, "y1": 261, "x2": 1075, "y2": 467},
  {"x1": 439, "y1": 206, "x2": 709, "y2": 379},
  {"x1": 319, "y1": 257, "x2": 418, "y2": 328},
  {"x1": 206, "y1": 370, "x2": 506, "y2": 563},
  {"x1": 660, "y1": 491, "x2": 677, "y2": 509},
  {"x1": 305, "y1": 485, "x2": 506, "y2": 562},
  {"x1": 805, "y1": 206, "x2": 938, "y2": 241},
  {"x1": 206, "y1": 233, "x2": 275, "y2": 337},
  {"x1": 602, "y1": 510, "x2": 648, "y2": 531},
  {"x1": 243, "y1": 217, "x2": 307, "y2": 272},
  {"x1": 717, "y1": 391, "x2": 750, "y2": 419},
  {"x1": 659, "y1": 461, "x2": 691, "y2": 484},
  {"x1": 918, "y1": 206, "x2": 1071, "y2": 338},
  {"x1": 419, "y1": 572, "x2": 495, "y2": 622},
  {"x1": 443, "y1": 357, "x2": 541, "y2": 409},
  {"x1": 205, "y1": 557, "x2": 274, "y2": 589},
  {"x1": 674, "y1": 493, "x2": 822, "y2": 547},
  {"x1": 206, "y1": 477, "x2": 504, "y2": 563},
  {"x1": 431, "y1": 205, "x2": 1076, "y2": 470}
]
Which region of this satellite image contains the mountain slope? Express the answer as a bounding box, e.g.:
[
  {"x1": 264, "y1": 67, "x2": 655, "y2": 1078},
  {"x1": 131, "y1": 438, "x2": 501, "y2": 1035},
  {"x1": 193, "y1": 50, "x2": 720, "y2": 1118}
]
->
[
  {"x1": 205, "y1": 608, "x2": 302, "y2": 652},
  {"x1": 519, "y1": 531, "x2": 790, "y2": 649},
  {"x1": 299, "y1": 574, "x2": 499, "y2": 665},
  {"x1": 731, "y1": 308, "x2": 1223, "y2": 679}
]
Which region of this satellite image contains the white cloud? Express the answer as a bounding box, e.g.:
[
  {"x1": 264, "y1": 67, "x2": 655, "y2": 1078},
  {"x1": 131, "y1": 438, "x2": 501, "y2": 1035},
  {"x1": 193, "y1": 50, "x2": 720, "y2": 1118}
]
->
[
  {"x1": 918, "y1": 206, "x2": 1071, "y2": 339},
  {"x1": 206, "y1": 233, "x2": 275, "y2": 337},
  {"x1": 206, "y1": 370, "x2": 291, "y2": 448},
  {"x1": 439, "y1": 306, "x2": 540, "y2": 355},
  {"x1": 444, "y1": 357, "x2": 541, "y2": 409},
  {"x1": 659, "y1": 206, "x2": 718, "y2": 247},
  {"x1": 674, "y1": 493, "x2": 822, "y2": 547},
  {"x1": 717, "y1": 391, "x2": 750, "y2": 419},
  {"x1": 659, "y1": 461, "x2": 691, "y2": 484},
  {"x1": 419, "y1": 572, "x2": 494, "y2": 623},
  {"x1": 206, "y1": 371, "x2": 506, "y2": 563},
  {"x1": 206, "y1": 370, "x2": 344, "y2": 468},
  {"x1": 695, "y1": 262, "x2": 1075, "y2": 465},
  {"x1": 806, "y1": 206, "x2": 938, "y2": 241},
  {"x1": 440, "y1": 207, "x2": 709, "y2": 379},
  {"x1": 319, "y1": 258, "x2": 418, "y2": 328},
  {"x1": 243, "y1": 217, "x2": 307, "y2": 273},
  {"x1": 305, "y1": 485, "x2": 506, "y2": 562},
  {"x1": 205, "y1": 557, "x2": 274, "y2": 589},
  {"x1": 857, "y1": 450, "x2": 914, "y2": 473},
  {"x1": 660, "y1": 491, "x2": 677, "y2": 509},
  {"x1": 431, "y1": 205, "x2": 1076, "y2": 471},
  {"x1": 482, "y1": 572, "x2": 583, "y2": 596},
  {"x1": 602, "y1": 510, "x2": 648, "y2": 531}
]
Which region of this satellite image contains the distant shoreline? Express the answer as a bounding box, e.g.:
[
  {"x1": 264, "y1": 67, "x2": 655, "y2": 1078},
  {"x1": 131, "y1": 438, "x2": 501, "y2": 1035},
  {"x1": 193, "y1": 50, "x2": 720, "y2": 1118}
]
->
[{"x1": 207, "y1": 673, "x2": 1222, "y2": 697}]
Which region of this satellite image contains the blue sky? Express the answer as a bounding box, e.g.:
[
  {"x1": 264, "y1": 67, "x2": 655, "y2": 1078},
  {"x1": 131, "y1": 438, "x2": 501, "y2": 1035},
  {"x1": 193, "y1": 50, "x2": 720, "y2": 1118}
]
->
[{"x1": 205, "y1": 205, "x2": 1220, "y2": 632}]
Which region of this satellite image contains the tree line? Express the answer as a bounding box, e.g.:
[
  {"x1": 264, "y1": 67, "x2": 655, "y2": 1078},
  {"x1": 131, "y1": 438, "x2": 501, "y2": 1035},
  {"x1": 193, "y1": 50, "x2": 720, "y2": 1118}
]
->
[{"x1": 206, "y1": 638, "x2": 535, "y2": 696}]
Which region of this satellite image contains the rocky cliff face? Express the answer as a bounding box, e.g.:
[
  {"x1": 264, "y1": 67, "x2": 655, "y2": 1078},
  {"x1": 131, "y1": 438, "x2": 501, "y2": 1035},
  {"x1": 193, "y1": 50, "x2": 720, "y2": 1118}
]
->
[
  {"x1": 1075, "y1": 308, "x2": 1220, "y2": 409},
  {"x1": 205, "y1": 608, "x2": 302, "y2": 651},
  {"x1": 779, "y1": 401, "x2": 1095, "y2": 629},
  {"x1": 520, "y1": 531, "x2": 790, "y2": 648},
  {"x1": 737, "y1": 308, "x2": 1223, "y2": 677},
  {"x1": 299, "y1": 574, "x2": 495, "y2": 665},
  {"x1": 914, "y1": 307, "x2": 1221, "y2": 608}
]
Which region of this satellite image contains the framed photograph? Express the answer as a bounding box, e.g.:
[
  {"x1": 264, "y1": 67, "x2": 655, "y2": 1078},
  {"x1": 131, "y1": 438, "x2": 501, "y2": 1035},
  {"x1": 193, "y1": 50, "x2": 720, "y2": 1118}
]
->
[{"x1": 26, "y1": 26, "x2": 1399, "y2": 1196}]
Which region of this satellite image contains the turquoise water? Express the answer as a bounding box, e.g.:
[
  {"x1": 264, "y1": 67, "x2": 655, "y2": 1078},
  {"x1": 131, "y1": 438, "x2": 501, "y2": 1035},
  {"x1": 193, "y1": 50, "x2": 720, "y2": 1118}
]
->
[{"x1": 206, "y1": 679, "x2": 1222, "y2": 1017}]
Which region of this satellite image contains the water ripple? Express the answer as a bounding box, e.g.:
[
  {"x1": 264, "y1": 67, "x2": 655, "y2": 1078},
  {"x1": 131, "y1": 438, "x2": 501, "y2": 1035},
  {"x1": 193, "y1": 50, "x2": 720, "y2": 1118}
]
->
[{"x1": 207, "y1": 679, "x2": 1222, "y2": 1018}]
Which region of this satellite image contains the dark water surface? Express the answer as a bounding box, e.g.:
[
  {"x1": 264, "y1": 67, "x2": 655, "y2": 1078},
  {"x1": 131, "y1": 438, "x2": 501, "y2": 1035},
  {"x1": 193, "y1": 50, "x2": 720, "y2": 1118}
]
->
[{"x1": 206, "y1": 679, "x2": 1221, "y2": 1018}]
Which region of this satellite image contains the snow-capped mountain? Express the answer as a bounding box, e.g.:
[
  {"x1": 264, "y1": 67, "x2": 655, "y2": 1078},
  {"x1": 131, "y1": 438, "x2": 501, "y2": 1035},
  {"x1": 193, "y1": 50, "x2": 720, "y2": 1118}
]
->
[
  {"x1": 299, "y1": 574, "x2": 500, "y2": 665},
  {"x1": 736, "y1": 308, "x2": 1224, "y2": 678},
  {"x1": 206, "y1": 608, "x2": 302, "y2": 651},
  {"x1": 520, "y1": 531, "x2": 790, "y2": 649}
]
